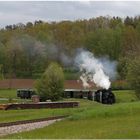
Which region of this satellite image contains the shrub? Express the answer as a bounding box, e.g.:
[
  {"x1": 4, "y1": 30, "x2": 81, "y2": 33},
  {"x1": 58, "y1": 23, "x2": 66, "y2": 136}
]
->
[
  {"x1": 111, "y1": 80, "x2": 130, "y2": 90},
  {"x1": 126, "y1": 56, "x2": 140, "y2": 98},
  {"x1": 35, "y1": 62, "x2": 64, "y2": 101}
]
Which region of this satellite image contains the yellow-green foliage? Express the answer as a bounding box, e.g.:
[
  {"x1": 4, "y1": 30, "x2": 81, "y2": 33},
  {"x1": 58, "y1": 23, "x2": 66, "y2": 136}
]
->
[
  {"x1": 127, "y1": 56, "x2": 140, "y2": 97},
  {"x1": 0, "y1": 65, "x2": 4, "y2": 79},
  {"x1": 35, "y1": 62, "x2": 64, "y2": 101}
]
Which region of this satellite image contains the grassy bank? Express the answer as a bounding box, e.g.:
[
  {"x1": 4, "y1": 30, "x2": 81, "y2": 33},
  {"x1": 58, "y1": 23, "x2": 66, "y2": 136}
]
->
[
  {"x1": 0, "y1": 90, "x2": 140, "y2": 138},
  {"x1": 0, "y1": 108, "x2": 74, "y2": 123},
  {"x1": 113, "y1": 90, "x2": 138, "y2": 103},
  {"x1": 0, "y1": 90, "x2": 138, "y2": 123},
  {"x1": 0, "y1": 89, "x2": 16, "y2": 99},
  {"x1": 2, "y1": 101, "x2": 140, "y2": 139}
]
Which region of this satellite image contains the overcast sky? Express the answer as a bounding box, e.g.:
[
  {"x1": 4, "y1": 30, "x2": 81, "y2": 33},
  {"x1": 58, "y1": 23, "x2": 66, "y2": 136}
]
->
[{"x1": 0, "y1": 1, "x2": 140, "y2": 28}]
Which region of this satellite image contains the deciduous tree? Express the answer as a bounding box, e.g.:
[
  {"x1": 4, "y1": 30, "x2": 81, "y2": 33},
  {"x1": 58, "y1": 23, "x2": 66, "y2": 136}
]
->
[{"x1": 35, "y1": 63, "x2": 64, "y2": 101}]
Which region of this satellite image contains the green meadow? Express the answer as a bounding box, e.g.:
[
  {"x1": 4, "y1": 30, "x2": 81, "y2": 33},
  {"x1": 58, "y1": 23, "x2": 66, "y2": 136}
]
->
[
  {"x1": 0, "y1": 90, "x2": 140, "y2": 139},
  {"x1": 0, "y1": 89, "x2": 16, "y2": 99}
]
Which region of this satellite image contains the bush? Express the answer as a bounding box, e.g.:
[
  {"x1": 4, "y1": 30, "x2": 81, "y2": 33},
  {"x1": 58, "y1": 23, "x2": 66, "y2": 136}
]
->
[
  {"x1": 111, "y1": 80, "x2": 130, "y2": 90},
  {"x1": 35, "y1": 62, "x2": 64, "y2": 101},
  {"x1": 126, "y1": 56, "x2": 140, "y2": 98}
]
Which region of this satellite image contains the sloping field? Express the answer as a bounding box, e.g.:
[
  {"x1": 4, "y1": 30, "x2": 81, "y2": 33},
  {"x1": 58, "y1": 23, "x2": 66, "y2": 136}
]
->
[
  {"x1": 2, "y1": 100, "x2": 140, "y2": 139},
  {"x1": 0, "y1": 90, "x2": 139, "y2": 139}
]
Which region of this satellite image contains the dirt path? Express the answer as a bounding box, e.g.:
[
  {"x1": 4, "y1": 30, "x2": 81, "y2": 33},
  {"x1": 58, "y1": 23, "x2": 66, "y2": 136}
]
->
[{"x1": 0, "y1": 118, "x2": 63, "y2": 137}]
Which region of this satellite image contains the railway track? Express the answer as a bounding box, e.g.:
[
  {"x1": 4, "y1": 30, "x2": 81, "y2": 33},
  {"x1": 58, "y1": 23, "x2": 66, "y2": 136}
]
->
[
  {"x1": 0, "y1": 115, "x2": 68, "y2": 137},
  {"x1": 0, "y1": 115, "x2": 68, "y2": 127}
]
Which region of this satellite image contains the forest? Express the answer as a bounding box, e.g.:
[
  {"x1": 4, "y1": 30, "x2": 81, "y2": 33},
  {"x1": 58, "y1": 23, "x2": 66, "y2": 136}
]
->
[{"x1": 0, "y1": 16, "x2": 140, "y2": 90}]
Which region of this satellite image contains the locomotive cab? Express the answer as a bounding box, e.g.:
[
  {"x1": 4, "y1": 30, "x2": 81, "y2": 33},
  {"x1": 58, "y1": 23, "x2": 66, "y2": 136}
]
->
[{"x1": 94, "y1": 89, "x2": 115, "y2": 104}]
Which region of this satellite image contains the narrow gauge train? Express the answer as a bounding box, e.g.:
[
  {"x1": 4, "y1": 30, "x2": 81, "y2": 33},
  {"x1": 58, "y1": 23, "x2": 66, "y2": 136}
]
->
[{"x1": 17, "y1": 88, "x2": 116, "y2": 104}]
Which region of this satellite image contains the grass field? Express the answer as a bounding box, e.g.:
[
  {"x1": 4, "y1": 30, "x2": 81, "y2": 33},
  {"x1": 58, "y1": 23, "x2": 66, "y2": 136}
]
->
[
  {"x1": 0, "y1": 89, "x2": 17, "y2": 99},
  {"x1": 113, "y1": 90, "x2": 138, "y2": 103},
  {"x1": 0, "y1": 108, "x2": 74, "y2": 123},
  {"x1": 0, "y1": 89, "x2": 32, "y2": 104},
  {"x1": 3, "y1": 100, "x2": 140, "y2": 139},
  {"x1": 0, "y1": 90, "x2": 140, "y2": 139}
]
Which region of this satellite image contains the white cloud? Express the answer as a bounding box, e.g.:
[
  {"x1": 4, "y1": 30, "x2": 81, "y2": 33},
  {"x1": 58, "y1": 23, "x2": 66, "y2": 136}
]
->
[
  {"x1": 0, "y1": 1, "x2": 140, "y2": 28},
  {"x1": 78, "y1": 1, "x2": 92, "y2": 6}
]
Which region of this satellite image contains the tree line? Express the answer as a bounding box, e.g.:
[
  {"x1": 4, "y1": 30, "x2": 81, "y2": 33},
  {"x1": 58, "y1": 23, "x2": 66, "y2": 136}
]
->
[{"x1": 0, "y1": 16, "x2": 140, "y2": 93}]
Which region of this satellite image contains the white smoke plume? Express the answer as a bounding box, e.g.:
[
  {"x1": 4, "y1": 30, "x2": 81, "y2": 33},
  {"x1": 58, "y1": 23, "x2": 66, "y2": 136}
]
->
[
  {"x1": 75, "y1": 49, "x2": 117, "y2": 89},
  {"x1": 45, "y1": 44, "x2": 74, "y2": 67}
]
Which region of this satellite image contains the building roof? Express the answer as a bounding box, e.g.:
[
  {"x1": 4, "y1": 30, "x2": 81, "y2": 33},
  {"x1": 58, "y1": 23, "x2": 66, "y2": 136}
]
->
[
  {"x1": 0, "y1": 79, "x2": 97, "y2": 90},
  {"x1": 64, "y1": 80, "x2": 96, "y2": 90}
]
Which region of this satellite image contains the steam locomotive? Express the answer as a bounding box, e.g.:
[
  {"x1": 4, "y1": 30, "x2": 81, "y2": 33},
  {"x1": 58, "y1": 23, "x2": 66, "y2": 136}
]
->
[
  {"x1": 94, "y1": 89, "x2": 115, "y2": 104},
  {"x1": 64, "y1": 88, "x2": 116, "y2": 104}
]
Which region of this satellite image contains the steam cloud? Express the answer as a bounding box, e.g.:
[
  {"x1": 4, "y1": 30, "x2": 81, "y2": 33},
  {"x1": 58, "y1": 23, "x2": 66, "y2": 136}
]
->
[
  {"x1": 11, "y1": 34, "x2": 117, "y2": 90},
  {"x1": 46, "y1": 44, "x2": 74, "y2": 67},
  {"x1": 75, "y1": 49, "x2": 117, "y2": 89}
]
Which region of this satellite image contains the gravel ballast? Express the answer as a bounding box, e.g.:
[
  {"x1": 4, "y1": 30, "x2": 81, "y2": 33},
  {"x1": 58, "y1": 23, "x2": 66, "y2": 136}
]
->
[{"x1": 0, "y1": 118, "x2": 63, "y2": 136}]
